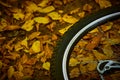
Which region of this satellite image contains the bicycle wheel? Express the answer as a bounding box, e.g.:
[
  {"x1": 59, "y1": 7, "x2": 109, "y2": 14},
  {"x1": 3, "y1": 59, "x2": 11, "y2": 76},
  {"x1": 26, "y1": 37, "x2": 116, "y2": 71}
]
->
[{"x1": 50, "y1": 5, "x2": 120, "y2": 80}]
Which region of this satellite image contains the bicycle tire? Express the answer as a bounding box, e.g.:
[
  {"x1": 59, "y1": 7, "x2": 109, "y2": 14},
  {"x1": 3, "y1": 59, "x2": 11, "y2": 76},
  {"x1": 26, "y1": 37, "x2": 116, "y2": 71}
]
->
[{"x1": 50, "y1": 5, "x2": 120, "y2": 80}]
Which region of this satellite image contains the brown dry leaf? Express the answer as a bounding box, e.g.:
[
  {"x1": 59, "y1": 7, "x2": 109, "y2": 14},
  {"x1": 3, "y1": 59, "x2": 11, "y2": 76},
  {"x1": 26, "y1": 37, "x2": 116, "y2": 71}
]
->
[
  {"x1": 95, "y1": 0, "x2": 112, "y2": 8},
  {"x1": 5, "y1": 52, "x2": 20, "y2": 60},
  {"x1": 62, "y1": 14, "x2": 78, "y2": 23},
  {"x1": 69, "y1": 58, "x2": 80, "y2": 67},
  {"x1": 21, "y1": 20, "x2": 34, "y2": 31},
  {"x1": 47, "y1": 22, "x2": 56, "y2": 31},
  {"x1": 20, "y1": 54, "x2": 28, "y2": 64},
  {"x1": 34, "y1": 17, "x2": 50, "y2": 24},
  {"x1": 36, "y1": 51, "x2": 45, "y2": 59},
  {"x1": 47, "y1": 12, "x2": 61, "y2": 20},
  {"x1": 86, "y1": 34, "x2": 103, "y2": 51},
  {"x1": 38, "y1": 0, "x2": 49, "y2": 7},
  {"x1": 83, "y1": 4, "x2": 93, "y2": 12},
  {"x1": 23, "y1": 67, "x2": 34, "y2": 76},
  {"x1": 51, "y1": 34, "x2": 58, "y2": 41},
  {"x1": 77, "y1": 40, "x2": 88, "y2": 48},
  {"x1": 13, "y1": 71, "x2": 24, "y2": 80},
  {"x1": 80, "y1": 63, "x2": 87, "y2": 74},
  {"x1": 42, "y1": 62, "x2": 50, "y2": 70},
  {"x1": 93, "y1": 50, "x2": 108, "y2": 60},
  {"x1": 28, "y1": 32, "x2": 41, "y2": 40},
  {"x1": 25, "y1": 58, "x2": 37, "y2": 65},
  {"x1": 0, "y1": 60, "x2": 2, "y2": 69},
  {"x1": 8, "y1": 66, "x2": 15, "y2": 79},
  {"x1": 31, "y1": 40, "x2": 41, "y2": 53},
  {"x1": 3, "y1": 25, "x2": 20, "y2": 31},
  {"x1": 70, "y1": 68, "x2": 80, "y2": 78},
  {"x1": 44, "y1": 43, "x2": 53, "y2": 59}
]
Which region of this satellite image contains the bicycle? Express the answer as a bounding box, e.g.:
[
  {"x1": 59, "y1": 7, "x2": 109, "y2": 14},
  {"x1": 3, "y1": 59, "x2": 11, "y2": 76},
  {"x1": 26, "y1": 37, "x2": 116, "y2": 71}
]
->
[{"x1": 50, "y1": 5, "x2": 120, "y2": 80}]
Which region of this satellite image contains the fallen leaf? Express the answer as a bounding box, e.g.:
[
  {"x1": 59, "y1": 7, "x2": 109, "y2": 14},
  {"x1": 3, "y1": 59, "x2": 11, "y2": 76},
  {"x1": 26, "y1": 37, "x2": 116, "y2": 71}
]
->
[
  {"x1": 62, "y1": 14, "x2": 78, "y2": 23},
  {"x1": 92, "y1": 50, "x2": 107, "y2": 60},
  {"x1": 42, "y1": 62, "x2": 50, "y2": 70},
  {"x1": 13, "y1": 12, "x2": 24, "y2": 20},
  {"x1": 48, "y1": 12, "x2": 61, "y2": 20},
  {"x1": 70, "y1": 68, "x2": 80, "y2": 78},
  {"x1": 102, "y1": 44, "x2": 114, "y2": 58},
  {"x1": 28, "y1": 32, "x2": 41, "y2": 40},
  {"x1": 34, "y1": 17, "x2": 50, "y2": 24},
  {"x1": 83, "y1": 4, "x2": 93, "y2": 12},
  {"x1": 95, "y1": 0, "x2": 112, "y2": 8},
  {"x1": 21, "y1": 37, "x2": 28, "y2": 49},
  {"x1": 20, "y1": 54, "x2": 28, "y2": 64},
  {"x1": 8, "y1": 66, "x2": 15, "y2": 79},
  {"x1": 47, "y1": 22, "x2": 56, "y2": 31},
  {"x1": 37, "y1": 6, "x2": 55, "y2": 13},
  {"x1": 69, "y1": 58, "x2": 80, "y2": 67},
  {"x1": 25, "y1": 58, "x2": 37, "y2": 65},
  {"x1": 14, "y1": 42, "x2": 23, "y2": 51},
  {"x1": 70, "y1": 8, "x2": 80, "y2": 14},
  {"x1": 31, "y1": 40, "x2": 41, "y2": 53},
  {"x1": 59, "y1": 24, "x2": 73, "y2": 34},
  {"x1": 25, "y1": 1, "x2": 38, "y2": 12},
  {"x1": 3, "y1": 25, "x2": 20, "y2": 31},
  {"x1": 86, "y1": 34, "x2": 103, "y2": 51},
  {"x1": 21, "y1": 20, "x2": 34, "y2": 31},
  {"x1": 38, "y1": 0, "x2": 49, "y2": 7},
  {"x1": 0, "y1": 61, "x2": 2, "y2": 69},
  {"x1": 78, "y1": 11, "x2": 85, "y2": 18},
  {"x1": 87, "y1": 61, "x2": 97, "y2": 71},
  {"x1": 5, "y1": 52, "x2": 20, "y2": 60},
  {"x1": 13, "y1": 71, "x2": 24, "y2": 80},
  {"x1": 101, "y1": 22, "x2": 113, "y2": 31}
]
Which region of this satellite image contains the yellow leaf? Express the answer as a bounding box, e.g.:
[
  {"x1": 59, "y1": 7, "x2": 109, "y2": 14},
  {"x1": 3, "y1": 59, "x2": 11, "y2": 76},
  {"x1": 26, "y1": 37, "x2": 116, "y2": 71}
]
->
[
  {"x1": 69, "y1": 58, "x2": 79, "y2": 67},
  {"x1": 101, "y1": 22, "x2": 113, "y2": 31},
  {"x1": 14, "y1": 42, "x2": 23, "y2": 51},
  {"x1": 25, "y1": 1, "x2": 38, "y2": 12},
  {"x1": 0, "y1": 61, "x2": 2, "y2": 69},
  {"x1": 8, "y1": 66, "x2": 15, "y2": 79},
  {"x1": 34, "y1": 17, "x2": 50, "y2": 24},
  {"x1": 13, "y1": 12, "x2": 24, "y2": 20},
  {"x1": 93, "y1": 50, "x2": 108, "y2": 60},
  {"x1": 62, "y1": 14, "x2": 78, "y2": 23},
  {"x1": 95, "y1": 0, "x2": 112, "y2": 8},
  {"x1": 70, "y1": 68, "x2": 80, "y2": 78},
  {"x1": 102, "y1": 44, "x2": 113, "y2": 58},
  {"x1": 37, "y1": 6, "x2": 55, "y2": 13},
  {"x1": 87, "y1": 61, "x2": 97, "y2": 71},
  {"x1": 21, "y1": 20, "x2": 34, "y2": 31},
  {"x1": 59, "y1": 24, "x2": 73, "y2": 34},
  {"x1": 42, "y1": 62, "x2": 50, "y2": 71},
  {"x1": 78, "y1": 11, "x2": 85, "y2": 18},
  {"x1": 48, "y1": 12, "x2": 61, "y2": 20},
  {"x1": 38, "y1": 0, "x2": 49, "y2": 7},
  {"x1": 31, "y1": 40, "x2": 41, "y2": 53},
  {"x1": 21, "y1": 37, "x2": 28, "y2": 48}
]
